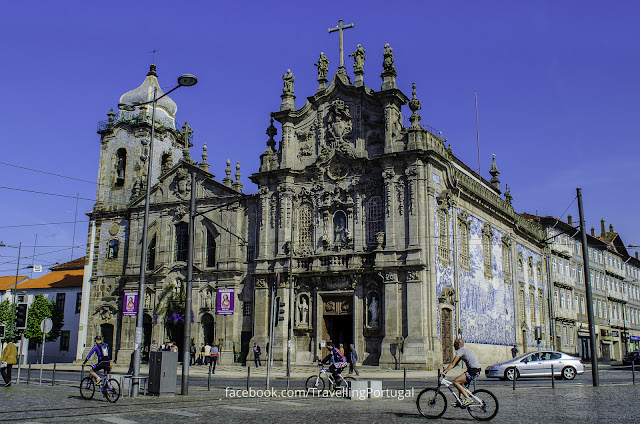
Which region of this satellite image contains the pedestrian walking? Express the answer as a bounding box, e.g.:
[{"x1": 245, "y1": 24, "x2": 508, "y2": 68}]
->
[
  {"x1": 253, "y1": 343, "x2": 262, "y2": 367},
  {"x1": 190, "y1": 342, "x2": 196, "y2": 365},
  {"x1": 204, "y1": 343, "x2": 211, "y2": 366},
  {"x1": 0, "y1": 339, "x2": 18, "y2": 387},
  {"x1": 199, "y1": 342, "x2": 205, "y2": 365},
  {"x1": 210, "y1": 344, "x2": 219, "y2": 373},
  {"x1": 511, "y1": 344, "x2": 518, "y2": 358},
  {"x1": 348, "y1": 344, "x2": 360, "y2": 376}
]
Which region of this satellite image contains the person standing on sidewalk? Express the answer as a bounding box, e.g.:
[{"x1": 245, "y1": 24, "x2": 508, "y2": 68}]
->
[
  {"x1": 253, "y1": 343, "x2": 262, "y2": 367},
  {"x1": 511, "y1": 344, "x2": 518, "y2": 358},
  {"x1": 348, "y1": 344, "x2": 360, "y2": 376},
  {"x1": 190, "y1": 342, "x2": 196, "y2": 365},
  {"x1": 150, "y1": 340, "x2": 158, "y2": 353},
  {"x1": 210, "y1": 344, "x2": 219, "y2": 373},
  {"x1": 0, "y1": 339, "x2": 18, "y2": 387},
  {"x1": 204, "y1": 343, "x2": 211, "y2": 366}
]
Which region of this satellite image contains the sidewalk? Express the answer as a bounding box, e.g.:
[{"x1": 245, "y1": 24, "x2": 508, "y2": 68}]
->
[{"x1": 24, "y1": 362, "x2": 439, "y2": 380}]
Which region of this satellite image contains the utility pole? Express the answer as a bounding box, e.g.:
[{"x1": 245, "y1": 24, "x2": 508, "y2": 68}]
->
[
  {"x1": 577, "y1": 187, "x2": 599, "y2": 386},
  {"x1": 181, "y1": 166, "x2": 196, "y2": 395}
]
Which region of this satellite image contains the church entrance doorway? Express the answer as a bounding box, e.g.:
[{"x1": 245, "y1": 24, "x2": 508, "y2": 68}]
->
[
  {"x1": 202, "y1": 313, "x2": 215, "y2": 346},
  {"x1": 321, "y1": 296, "x2": 353, "y2": 359}
]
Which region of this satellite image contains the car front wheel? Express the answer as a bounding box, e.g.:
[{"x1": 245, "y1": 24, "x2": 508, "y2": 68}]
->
[
  {"x1": 562, "y1": 366, "x2": 576, "y2": 380},
  {"x1": 505, "y1": 367, "x2": 519, "y2": 381}
]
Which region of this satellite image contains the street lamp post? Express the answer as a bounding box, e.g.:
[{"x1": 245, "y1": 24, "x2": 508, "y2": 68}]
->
[{"x1": 118, "y1": 71, "x2": 197, "y2": 398}]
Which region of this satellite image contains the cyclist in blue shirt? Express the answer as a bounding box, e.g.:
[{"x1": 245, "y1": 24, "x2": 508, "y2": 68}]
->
[
  {"x1": 321, "y1": 341, "x2": 348, "y2": 385},
  {"x1": 83, "y1": 336, "x2": 111, "y2": 385}
]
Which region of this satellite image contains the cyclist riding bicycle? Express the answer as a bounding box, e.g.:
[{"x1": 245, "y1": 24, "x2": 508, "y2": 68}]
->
[
  {"x1": 321, "y1": 341, "x2": 348, "y2": 385},
  {"x1": 83, "y1": 335, "x2": 111, "y2": 386},
  {"x1": 440, "y1": 338, "x2": 481, "y2": 407}
]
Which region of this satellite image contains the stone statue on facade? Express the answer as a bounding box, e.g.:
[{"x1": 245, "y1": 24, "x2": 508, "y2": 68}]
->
[
  {"x1": 315, "y1": 53, "x2": 329, "y2": 81},
  {"x1": 299, "y1": 295, "x2": 309, "y2": 325},
  {"x1": 349, "y1": 44, "x2": 366, "y2": 73},
  {"x1": 382, "y1": 43, "x2": 395, "y2": 73},
  {"x1": 369, "y1": 295, "x2": 379, "y2": 326},
  {"x1": 283, "y1": 69, "x2": 295, "y2": 93}
]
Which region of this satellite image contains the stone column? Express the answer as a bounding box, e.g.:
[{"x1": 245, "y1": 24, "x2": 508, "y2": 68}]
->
[
  {"x1": 425, "y1": 173, "x2": 439, "y2": 355},
  {"x1": 379, "y1": 271, "x2": 400, "y2": 367},
  {"x1": 402, "y1": 270, "x2": 427, "y2": 367},
  {"x1": 251, "y1": 278, "x2": 270, "y2": 351},
  {"x1": 383, "y1": 168, "x2": 396, "y2": 250}
]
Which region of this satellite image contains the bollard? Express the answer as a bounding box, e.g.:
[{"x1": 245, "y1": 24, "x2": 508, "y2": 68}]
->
[
  {"x1": 473, "y1": 376, "x2": 476, "y2": 392},
  {"x1": 437, "y1": 369, "x2": 440, "y2": 384},
  {"x1": 513, "y1": 370, "x2": 516, "y2": 390},
  {"x1": 551, "y1": 365, "x2": 554, "y2": 389},
  {"x1": 633, "y1": 361, "x2": 636, "y2": 385},
  {"x1": 247, "y1": 366, "x2": 251, "y2": 391},
  {"x1": 52, "y1": 363, "x2": 56, "y2": 386},
  {"x1": 207, "y1": 364, "x2": 211, "y2": 391},
  {"x1": 403, "y1": 368, "x2": 407, "y2": 392},
  {"x1": 27, "y1": 363, "x2": 31, "y2": 384}
]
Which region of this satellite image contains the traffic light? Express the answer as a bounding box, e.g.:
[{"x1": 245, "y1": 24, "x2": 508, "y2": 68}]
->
[
  {"x1": 275, "y1": 297, "x2": 285, "y2": 327},
  {"x1": 15, "y1": 303, "x2": 28, "y2": 329}
]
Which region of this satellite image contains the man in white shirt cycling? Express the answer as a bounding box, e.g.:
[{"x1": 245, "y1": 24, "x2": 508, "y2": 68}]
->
[{"x1": 440, "y1": 338, "x2": 481, "y2": 407}]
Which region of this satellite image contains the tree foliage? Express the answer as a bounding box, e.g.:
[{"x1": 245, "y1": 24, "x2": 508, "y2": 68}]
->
[
  {"x1": 0, "y1": 299, "x2": 15, "y2": 339},
  {"x1": 24, "y1": 294, "x2": 64, "y2": 342}
]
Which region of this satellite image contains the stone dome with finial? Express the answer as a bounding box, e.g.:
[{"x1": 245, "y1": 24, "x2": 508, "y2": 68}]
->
[{"x1": 118, "y1": 64, "x2": 178, "y2": 129}]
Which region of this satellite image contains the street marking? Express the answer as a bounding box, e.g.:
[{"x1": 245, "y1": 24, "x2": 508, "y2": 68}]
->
[
  {"x1": 96, "y1": 417, "x2": 137, "y2": 424},
  {"x1": 223, "y1": 405, "x2": 260, "y2": 411},
  {"x1": 275, "y1": 400, "x2": 307, "y2": 406},
  {"x1": 163, "y1": 410, "x2": 201, "y2": 417}
]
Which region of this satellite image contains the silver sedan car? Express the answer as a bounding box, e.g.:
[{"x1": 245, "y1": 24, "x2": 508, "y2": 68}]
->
[{"x1": 484, "y1": 350, "x2": 585, "y2": 381}]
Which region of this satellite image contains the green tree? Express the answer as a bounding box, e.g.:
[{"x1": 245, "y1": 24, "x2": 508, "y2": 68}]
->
[
  {"x1": 24, "y1": 294, "x2": 64, "y2": 342},
  {"x1": 0, "y1": 299, "x2": 14, "y2": 339}
]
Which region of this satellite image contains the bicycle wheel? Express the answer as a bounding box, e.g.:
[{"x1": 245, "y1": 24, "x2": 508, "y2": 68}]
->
[
  {"x1": 467, "y1": 389, "x2": 499, "y2": 421},
  {"x1": 416, "y1": 388, "x2": 447, "y2": 418},
  {"x1": 305, "y1": 375, "x2": 325, "y2": 392},
  {"x1": 79, "y1": 377, "x2": 95, "y2": 400},
  {"x1": 103, "y1": 378, "x2": 121, "y2": 403}
]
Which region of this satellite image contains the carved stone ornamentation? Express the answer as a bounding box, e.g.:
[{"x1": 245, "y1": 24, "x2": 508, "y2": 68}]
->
[
  {"x1": 407, "y1": 270, "x2": 421, "y2": 282},
  {"x1": 255, "y1": 278, "x2": 267, "y2": 289},
  {"x1": 326, "y1": 99, "x2": 352, "y2": 146}
]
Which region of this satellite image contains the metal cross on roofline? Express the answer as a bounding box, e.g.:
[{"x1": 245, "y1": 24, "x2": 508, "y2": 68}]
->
[{"x1": 328, "y1": 19, "x2": 354, "y2": 69}]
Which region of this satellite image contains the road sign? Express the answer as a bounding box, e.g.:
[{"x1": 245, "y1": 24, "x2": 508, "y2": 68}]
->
[
  {"x1": 33, "y1": 265, "x2": 42, "y2": 273},
  {"x1": 41, "y1": 318, "x2": 53, "y2": 334}
]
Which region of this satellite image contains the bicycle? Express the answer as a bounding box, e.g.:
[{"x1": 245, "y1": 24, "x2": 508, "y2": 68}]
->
[
  {"x1": 80, "y1": 368, "x2": 121, "y2": 403},
  {"x1": 305, "y1": 363, "x2": 356, "y2": 393},
  {"x1": 416, "y1": 375, "x2": 498, "y2": 421}
]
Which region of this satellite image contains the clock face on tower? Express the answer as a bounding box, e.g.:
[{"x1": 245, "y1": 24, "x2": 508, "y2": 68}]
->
[{"x1": 328, "y1": 161, "x2": 349, "y2": 180}]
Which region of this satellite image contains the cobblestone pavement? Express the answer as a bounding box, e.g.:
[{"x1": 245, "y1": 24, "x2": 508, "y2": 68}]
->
[{"x1": 3, "y1": 378, "x2": 640, "y2": 423}]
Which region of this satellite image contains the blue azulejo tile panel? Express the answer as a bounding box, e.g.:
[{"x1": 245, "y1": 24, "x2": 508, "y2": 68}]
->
[{"x1": 459, "y1": 216, "x2": 514, "y2": 346}]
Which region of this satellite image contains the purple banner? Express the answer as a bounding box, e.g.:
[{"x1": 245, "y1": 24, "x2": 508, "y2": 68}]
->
[
  {"x1": 216, "y1": 289, "x2": 235, "y2": 315},
  {"x1": 123, "y1": 292, "x2": 138, "y2": 316}
]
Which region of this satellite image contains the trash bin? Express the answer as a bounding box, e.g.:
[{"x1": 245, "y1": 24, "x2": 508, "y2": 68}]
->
[{"x1": 148, "y1": 351, "x2": 177, "y2": 396}]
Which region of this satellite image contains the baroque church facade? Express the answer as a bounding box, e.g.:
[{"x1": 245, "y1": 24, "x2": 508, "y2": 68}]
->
[{"x1": 79, "y1": 40, "x2": 551, "y2": 369}]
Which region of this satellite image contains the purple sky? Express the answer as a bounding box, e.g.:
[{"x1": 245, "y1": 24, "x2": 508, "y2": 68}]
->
[{"x1": 1, "y1": 1, "x2": 638, "y2": 274}]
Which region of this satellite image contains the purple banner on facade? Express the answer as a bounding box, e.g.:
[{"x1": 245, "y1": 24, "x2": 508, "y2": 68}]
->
[
  {"x1": 216, "y1": 289, "x2": 235, "y2": 315},
  {"x1": 123, "y1": 292, "x2": 138, "y2": 316}
]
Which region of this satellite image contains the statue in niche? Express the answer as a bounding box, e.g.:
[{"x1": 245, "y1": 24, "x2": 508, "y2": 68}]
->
[
  {"x1": 144, "y1": 292, "x2": 152, "y2": 309},
  {"x1": 205, "y1": 291, "x2": 212, "y2": 308},
  {"x1": 333, "y1": 211, "x2": 347, "y2": 245},
  {"x1": 282, "y1": 69, "x2": 294, "y2": 93},
  {"x1": 368, "y1": 295, "x2": 379, "y2": 327},
  {"x1": 298, "y1": 295, "x2": 309, "y2": 325},
  {"x1": 382, "y1": 43, "x2": 396, "y2": 74},
  {"x1": 349, "y1": 44, "x2": 366, "y2": 73},
  {"x1": 314, "y1": 53, "x2": 329, "y2": 80}
]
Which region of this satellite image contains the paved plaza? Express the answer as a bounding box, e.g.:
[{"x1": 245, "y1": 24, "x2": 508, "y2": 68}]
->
[{"x1": 3, "y1": 364, "x2": 640, "y2": 423}]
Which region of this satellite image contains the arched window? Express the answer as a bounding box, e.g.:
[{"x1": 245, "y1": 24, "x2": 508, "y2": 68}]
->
[
  {"x1": 520, "y1": 289, "x2": 526, "y2": 322},
  {"x1": 175, "y1": 222, "x2": 188, "y2": 262},
  {"x1": 147, "y1": 235, "x2": 156, "y2": 270},
  {"x1": 298, "y1": 203, "x2": 313, "y2": 250},
  {"x1": 107, "y1": 240, "x2": 119, "y2": 259},
  {"x1": 367, "y1": 196, "x2": 383, "y2": 245},
  {"x1": 115, "y1": 148, "x2": 126, "y2": 187},
  {"x1": 206, "y1": 229, "x2": 216, "y2": 268},
  {"x1": 482, "y1": 224, "x2": 493, "y2": 278},
  {"x1": 333, "y1": 211, "x2": 347, "y2": 245}
]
